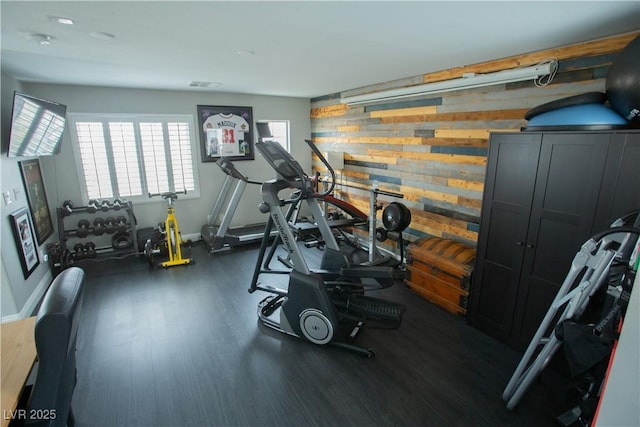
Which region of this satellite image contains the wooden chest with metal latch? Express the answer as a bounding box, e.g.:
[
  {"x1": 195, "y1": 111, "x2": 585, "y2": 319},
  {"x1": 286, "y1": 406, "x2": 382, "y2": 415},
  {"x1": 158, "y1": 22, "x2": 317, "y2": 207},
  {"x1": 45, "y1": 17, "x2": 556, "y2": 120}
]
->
[{"x1": 404, "y1": 237, "x2": 476, "y2": 317}]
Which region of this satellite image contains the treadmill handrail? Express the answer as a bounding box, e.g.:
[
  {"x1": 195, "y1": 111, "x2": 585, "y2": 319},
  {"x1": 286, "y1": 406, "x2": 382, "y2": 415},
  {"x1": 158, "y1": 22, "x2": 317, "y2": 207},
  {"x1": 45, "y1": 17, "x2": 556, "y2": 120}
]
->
[{"x1": 216, "y1": 157, "x2": 262, "y2": 185}]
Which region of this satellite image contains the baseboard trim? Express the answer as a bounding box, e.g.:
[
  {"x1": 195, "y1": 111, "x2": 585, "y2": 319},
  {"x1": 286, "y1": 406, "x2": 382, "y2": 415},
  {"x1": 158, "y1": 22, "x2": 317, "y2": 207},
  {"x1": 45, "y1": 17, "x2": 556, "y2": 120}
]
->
[{"x1": 1, "y1": 271, "x2": 52, "y2": 323}]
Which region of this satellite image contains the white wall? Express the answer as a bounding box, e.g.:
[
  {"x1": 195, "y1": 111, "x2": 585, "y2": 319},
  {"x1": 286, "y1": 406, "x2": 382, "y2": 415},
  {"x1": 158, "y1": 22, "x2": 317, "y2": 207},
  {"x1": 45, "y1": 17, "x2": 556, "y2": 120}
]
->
[{"x1": 1, "y1": 79, "x2": 311, "y2": 318}]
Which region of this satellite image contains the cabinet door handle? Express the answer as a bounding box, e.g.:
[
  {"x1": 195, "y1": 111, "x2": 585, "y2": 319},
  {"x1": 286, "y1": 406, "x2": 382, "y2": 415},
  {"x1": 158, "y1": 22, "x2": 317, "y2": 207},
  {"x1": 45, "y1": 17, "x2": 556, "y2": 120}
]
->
[
  {"x1": 526, "y1": 243, "x2": 535, "y2": 249},
  {"x1": 516, "y1": 241, "x2": 524, "y2": 246}
]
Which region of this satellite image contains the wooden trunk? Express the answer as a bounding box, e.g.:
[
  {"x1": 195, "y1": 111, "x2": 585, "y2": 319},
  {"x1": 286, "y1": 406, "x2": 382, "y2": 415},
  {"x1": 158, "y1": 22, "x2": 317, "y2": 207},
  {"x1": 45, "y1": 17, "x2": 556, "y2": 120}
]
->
[{"x1": 404, "y1": 237, "x2": 476, "y2": 317}]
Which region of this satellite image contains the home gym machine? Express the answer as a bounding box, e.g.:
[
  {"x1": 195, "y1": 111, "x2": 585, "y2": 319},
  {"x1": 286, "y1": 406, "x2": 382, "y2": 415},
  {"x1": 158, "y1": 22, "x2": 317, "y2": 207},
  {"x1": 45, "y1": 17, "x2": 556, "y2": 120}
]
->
[
  {"x1": 502, "y1": 213, "x2": 640, "y2": 418},
  {"x1": 144, "y1": 191, "x2": 193, "y2": 268},
  {"x1": 201, "y1": 157, "x2": 275, "y2": 253},
  {"x1": 249, "y1": 138, "x2": 405, "y2": 357}
]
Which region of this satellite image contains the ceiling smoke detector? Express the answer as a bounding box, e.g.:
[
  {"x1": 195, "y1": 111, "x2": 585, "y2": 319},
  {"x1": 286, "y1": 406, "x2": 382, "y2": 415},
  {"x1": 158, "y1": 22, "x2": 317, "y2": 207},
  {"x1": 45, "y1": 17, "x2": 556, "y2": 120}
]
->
[{"x1": 189, "y1": 81, "x2": 222, "y2": 88}]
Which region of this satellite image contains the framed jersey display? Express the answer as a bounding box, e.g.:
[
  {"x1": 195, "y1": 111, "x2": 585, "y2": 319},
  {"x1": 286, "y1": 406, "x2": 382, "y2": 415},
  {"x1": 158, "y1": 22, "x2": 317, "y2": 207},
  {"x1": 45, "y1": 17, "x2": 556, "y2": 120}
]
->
[{"x1": 197, "y1": 105, "x2": 254, "y2": 162}]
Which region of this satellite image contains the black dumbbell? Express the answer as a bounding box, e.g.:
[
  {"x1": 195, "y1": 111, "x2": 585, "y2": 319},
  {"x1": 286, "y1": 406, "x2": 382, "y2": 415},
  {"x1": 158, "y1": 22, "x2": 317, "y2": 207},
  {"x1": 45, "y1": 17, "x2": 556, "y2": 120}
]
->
[
  {"x1": 73, "y1": 243, "x2": 86, "y2": 260},
  {"x1": 61, "y1": 200, "x2": 74, "y2": 216},
  {"x1": 87, "y1": 199, "x2": 99, "y2": 214},
  {"x1": 116, "y1": 216, "x2": 128, "y2": 232},
  {"x1": 77, "y1": 219, "x2": 91, "y2": 238},
  {"x1": 84, "y1": 242, "x2": 97, "y2": 258},
  {"x1": 112, "y1": 199, "x2": 123, "y2": 211},
  {"x1": 93, "y1": 218, "x2": 105, "y2": 236},
  {"x1": 105, "y1": 217, "x2": 116, "y2": 234},
  {"x1": 100, "y1": 200, "x2": 111, "y2": 212}
]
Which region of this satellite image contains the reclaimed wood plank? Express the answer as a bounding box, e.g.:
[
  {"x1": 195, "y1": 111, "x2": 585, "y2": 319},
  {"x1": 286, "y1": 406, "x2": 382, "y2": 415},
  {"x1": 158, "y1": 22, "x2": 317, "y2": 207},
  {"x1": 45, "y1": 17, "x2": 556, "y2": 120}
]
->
[
  {"x1": 434, "y1": 129, "x2": 518, "y2": 139},
  {"x1": 379, "y1": 109, "x2": 528, "y2": 124},
  {"x1": 345, "y1": 153, "x2": 398, "y2": 165},
  {"x1": 448, "y1": 179, "x2": 484, "y2": 192},
  {"x1": 396, "y1": 150, "x2": 487, "y2": 165},
  {"x1": 310, "y1": 104, "x2": 348, "y2": 118},
  {"x1": 370, "y1": 106, "x2": 438, "y2": 118},
  {"x1": 315, "y1": 136, "x2": 423, "y2": 145},
  {"x1": 337, "y1": 125, "x2": 360, "y2": 132},
  {"x1": 420, "y1": 32, "x2": 638, "y2": 84}
]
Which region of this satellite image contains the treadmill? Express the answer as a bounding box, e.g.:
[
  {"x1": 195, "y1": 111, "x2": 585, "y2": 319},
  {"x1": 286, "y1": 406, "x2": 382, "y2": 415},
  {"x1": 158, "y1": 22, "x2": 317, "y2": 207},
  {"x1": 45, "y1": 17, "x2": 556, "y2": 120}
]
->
[{"x1": 201, "y1": 157, "x2": 276, "y2": 253}]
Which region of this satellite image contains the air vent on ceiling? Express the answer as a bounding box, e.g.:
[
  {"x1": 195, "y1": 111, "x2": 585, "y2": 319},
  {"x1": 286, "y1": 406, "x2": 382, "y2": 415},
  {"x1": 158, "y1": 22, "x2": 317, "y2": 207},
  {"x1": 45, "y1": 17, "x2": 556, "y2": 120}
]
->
[{"x1": 189, "y1": 81, "x2": 222, "y2": 88}]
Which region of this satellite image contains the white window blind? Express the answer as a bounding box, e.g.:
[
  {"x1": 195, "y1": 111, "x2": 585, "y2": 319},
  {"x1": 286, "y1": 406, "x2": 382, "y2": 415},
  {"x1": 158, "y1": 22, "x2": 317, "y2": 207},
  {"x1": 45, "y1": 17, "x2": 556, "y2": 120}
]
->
[{"x1": 69, "y1": 114, "x2": 198, "y2": 202}]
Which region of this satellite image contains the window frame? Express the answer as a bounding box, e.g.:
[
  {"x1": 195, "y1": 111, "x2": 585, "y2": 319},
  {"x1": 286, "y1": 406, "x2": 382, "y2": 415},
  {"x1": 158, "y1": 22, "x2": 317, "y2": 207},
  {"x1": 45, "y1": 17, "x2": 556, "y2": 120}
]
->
[
  {"x1": 67, "y1": 113, "x2": 201, "y2": 205},
  {"x1": 257, "y1": 119, "x2": 290, "y2": 151}
]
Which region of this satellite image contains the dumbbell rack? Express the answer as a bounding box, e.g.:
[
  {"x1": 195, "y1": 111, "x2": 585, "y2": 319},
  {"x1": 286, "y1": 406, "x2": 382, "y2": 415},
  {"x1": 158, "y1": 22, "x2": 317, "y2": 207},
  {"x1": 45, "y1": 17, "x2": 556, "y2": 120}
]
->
[{"x1": 56, "y1": 200, "x2": 138, "y2": 268}]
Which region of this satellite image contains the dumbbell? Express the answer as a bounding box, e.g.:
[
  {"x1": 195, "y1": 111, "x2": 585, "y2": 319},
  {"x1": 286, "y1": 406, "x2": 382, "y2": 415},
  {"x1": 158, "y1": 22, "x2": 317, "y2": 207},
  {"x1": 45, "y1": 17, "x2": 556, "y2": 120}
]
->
[
  {"x1": 73, "y1": 243, "x2": 86, "y2": 260},
  {"x1": 61, "y1": 200, "x2": 74, "y2": 217},
  {"x1": 105, "y1": 217, "x2": 116, "y2": 234},
  {"x1": 116, "y1": 216, "x2": 128, "y2": 232},
  {"x1": 87, "y1": 199, "x2": 100, "y2": 214},
  {"x1": 112, "y1": 199, "x2": 123, "y2": 211},
  {"x1": 77, "y1": 219, "x2": 91, "y2": 238},
  {"x1": 100, "y1": 200, "x2": 111, "y2": 212},
  {"x1": 93, "y1": 218, "x2": 105, "y2": 236},
  {"x1": 84, "y1": 242, "x2": 97, "y2": 258}
]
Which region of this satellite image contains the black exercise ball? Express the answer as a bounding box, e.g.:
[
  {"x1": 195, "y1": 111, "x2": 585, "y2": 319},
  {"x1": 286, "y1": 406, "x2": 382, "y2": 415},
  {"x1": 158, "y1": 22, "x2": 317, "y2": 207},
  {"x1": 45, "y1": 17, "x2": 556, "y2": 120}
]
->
[{"x1": 606, "y1": 35, "x2": 640, "y2": 125}]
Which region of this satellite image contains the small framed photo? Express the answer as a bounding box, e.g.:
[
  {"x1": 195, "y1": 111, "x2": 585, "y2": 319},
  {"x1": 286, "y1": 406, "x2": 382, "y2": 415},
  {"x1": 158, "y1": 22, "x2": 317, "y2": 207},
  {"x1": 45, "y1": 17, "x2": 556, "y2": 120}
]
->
[
  {"x1": 197, "y1": 105, "x2": 254, "y2": 162},
  {"x1": 9, "y1": 207, "x2": 40, "y2": 279}
]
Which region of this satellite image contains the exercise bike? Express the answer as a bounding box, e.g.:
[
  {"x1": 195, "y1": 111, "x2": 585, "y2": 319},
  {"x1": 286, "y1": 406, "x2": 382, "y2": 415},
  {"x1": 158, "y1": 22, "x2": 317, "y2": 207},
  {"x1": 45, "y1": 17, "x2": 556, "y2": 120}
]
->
[
  {"x1": 249, "y1": 138, "x2": 405, "y2": 357},
  {"x1": 144, "y1": 191, "x2": 193, "y2": 268}
]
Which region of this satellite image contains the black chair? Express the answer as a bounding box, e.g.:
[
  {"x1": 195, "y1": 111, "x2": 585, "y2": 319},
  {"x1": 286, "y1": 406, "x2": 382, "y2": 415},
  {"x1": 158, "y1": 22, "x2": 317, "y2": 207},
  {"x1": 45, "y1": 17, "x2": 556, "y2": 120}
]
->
[{"x1": 27, "y1": 267, "x2": 85, "y2": 427}]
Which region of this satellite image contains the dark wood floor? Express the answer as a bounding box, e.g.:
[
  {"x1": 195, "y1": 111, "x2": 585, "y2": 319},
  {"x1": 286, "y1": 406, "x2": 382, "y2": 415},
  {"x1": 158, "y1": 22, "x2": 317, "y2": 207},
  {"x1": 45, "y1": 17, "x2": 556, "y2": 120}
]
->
[{"x1": 72, "y1": 242, "x2": 572, "y2": 426}]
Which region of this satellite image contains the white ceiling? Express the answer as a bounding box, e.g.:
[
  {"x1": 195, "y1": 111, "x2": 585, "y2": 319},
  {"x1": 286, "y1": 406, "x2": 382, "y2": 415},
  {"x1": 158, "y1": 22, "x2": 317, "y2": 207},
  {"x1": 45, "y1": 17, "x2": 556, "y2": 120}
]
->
[{"x1": 2, "y1": 1, "x2": 639, "y2": 99}]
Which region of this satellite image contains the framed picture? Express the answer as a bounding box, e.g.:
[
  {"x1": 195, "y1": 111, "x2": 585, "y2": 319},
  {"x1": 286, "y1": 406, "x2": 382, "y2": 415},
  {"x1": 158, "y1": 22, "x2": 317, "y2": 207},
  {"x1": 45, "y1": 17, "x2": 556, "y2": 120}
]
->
[
  {"x1": 19, "y1": 159, "x2": 54, "y2": 244},
  {"x1": 9, "y1": 207, "x2": 40, "y2": 279},
  {"x1": 197, "y1": 105, "x2": 254, "y2": 162}
]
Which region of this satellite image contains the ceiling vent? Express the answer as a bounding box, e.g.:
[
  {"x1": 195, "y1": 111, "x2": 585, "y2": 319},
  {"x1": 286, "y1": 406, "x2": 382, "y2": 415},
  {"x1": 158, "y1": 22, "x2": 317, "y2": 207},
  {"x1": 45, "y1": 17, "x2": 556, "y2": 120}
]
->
[{"x1": 189, "y1": 81, "x2": 222, "y2": 88}]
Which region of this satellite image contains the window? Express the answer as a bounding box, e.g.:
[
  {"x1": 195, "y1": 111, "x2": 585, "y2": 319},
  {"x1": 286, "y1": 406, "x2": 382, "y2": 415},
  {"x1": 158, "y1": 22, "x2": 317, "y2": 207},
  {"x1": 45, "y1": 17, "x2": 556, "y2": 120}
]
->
[
  {"x1": 260, "y1": 120, "x2": 290, "y2": 151},
  {"x1": 68, "y1": 114, "x2": 198, "y2": 203}
]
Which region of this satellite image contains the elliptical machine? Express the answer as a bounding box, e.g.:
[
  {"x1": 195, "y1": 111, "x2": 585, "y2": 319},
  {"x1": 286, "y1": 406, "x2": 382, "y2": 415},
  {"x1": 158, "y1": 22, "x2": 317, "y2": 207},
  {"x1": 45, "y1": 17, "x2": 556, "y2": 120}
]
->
[{"x1": 249, "y1": 138, "x2": 405, "y2": 357}]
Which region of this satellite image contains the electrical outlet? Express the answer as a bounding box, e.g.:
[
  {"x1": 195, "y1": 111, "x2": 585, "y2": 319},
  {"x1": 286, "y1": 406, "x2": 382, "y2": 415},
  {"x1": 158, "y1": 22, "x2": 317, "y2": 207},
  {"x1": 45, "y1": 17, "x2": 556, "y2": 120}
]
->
[{"x1": 13, "y1": 187, "x2": 21, "y2": 200}]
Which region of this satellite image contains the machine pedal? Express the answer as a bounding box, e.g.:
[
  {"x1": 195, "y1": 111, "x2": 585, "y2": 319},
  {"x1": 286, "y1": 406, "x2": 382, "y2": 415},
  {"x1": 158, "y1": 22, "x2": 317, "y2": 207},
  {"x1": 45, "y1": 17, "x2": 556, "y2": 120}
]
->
[{"x1": 344, "y1": 295, "x2": 404, "y2": 328}]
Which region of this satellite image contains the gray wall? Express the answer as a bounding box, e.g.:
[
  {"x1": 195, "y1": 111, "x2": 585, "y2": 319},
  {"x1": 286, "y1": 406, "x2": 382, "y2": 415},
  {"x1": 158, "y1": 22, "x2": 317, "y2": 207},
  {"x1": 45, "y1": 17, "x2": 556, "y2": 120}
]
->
[
  {"x1": 1, "y1": 79, "x2": 311, "y2": 318},
  {"x1": 1, "y1": 72, "x2": 53, "y2": 319}
]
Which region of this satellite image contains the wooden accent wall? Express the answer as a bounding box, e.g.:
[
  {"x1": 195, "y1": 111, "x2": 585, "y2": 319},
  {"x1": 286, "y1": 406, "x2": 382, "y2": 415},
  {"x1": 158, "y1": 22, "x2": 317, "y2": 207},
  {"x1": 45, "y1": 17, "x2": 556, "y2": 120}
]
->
[{"x1": 310, "y1": 32, "x2": 638, "y2": 252}]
